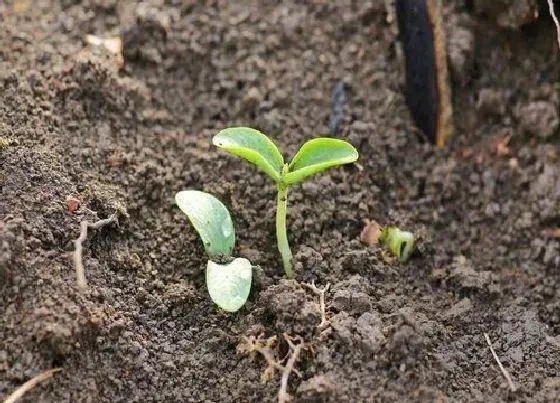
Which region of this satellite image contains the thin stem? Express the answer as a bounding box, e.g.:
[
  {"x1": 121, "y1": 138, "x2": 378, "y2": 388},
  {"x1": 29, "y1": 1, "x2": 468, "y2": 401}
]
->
[{"x1": 276, "y1": 183, "x2": 293, "y2": 278}]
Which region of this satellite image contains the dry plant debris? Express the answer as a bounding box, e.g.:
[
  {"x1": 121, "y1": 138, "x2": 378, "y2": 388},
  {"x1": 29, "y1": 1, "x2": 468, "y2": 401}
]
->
[
  {"x1": 237, "y1": 334, "x2": 284, "y2": 383},
  {"x1": 278, "y1": 335, "x2": 306, "y2": 403},
  {"x1": 547, "y1": 0, "x2": 560, "y2": 50},
  {"x1": 85, "y1": 34, "x2": 124, "y2": 67},
  {"x1": 541, "y1": 228, "x2": 560, "y2": 239},
  {"x1": 359, "y1": 219, "x2": 382, "y2": 246},
  {"x1": 4, "y1": 368, "x2": 62, "y2": 403},
  {"x1": 73, "y1": 213, "x2": 118, "y2": 289},
  {"x1": 493, "y1": 132, "x2": 512, "y2": 157},
  {"x1": 302, "y1": 281, "x2": 331, "y2": 329},
  {"x1": 484, "y1": 333, "x2": 517, "y2": 392},
  {"x1": 237, "y1": 333, "x2": 308, "y2": 403}
]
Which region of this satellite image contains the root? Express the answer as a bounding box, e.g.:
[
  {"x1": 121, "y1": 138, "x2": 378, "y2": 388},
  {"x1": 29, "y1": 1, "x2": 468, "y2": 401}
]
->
[
  {"x1": 302, "y1": 281, "x2": 331, "y2": 329},
  {"x1": 278, "y1": 334, "x2": 305, "y2": 403},
  {"x1": 547, "y1": 0, "x2": 560, "y2": 50},
  {"x1": 4, "y1": 368, "x2": 62, "y2": 403},
  {"x1": 73, "y1": 213, "x2": 118, "y2": 290},
  {"x1": 237, "y1": 333, "x2": 307, "y2": 403},
  {"x1": 237, "y1": 334, "x2": 284, "y2": 383},
  {"x1": 484, "y1": 333, "x2": 517, "y2": 392}
]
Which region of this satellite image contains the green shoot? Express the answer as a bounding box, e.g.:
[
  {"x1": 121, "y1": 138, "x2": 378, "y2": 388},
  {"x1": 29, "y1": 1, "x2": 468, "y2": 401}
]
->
[
  {"x1": 175, "y1": 190, "x2": 251, "y2": 312},
  {"x1": 379, "y1": 226, "x2": 416, "y2": 262},
  {"x1": 213, "y1": 127, "x2": 359, "y2": 278}
]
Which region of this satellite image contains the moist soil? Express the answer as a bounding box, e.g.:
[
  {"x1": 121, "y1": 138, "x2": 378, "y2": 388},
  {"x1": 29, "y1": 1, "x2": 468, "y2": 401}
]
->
[{"x1": 1, "y1": 1, "x2": 560, "y2": 402}]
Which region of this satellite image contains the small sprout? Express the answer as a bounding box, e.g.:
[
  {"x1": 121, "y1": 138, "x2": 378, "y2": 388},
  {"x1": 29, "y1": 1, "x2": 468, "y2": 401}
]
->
[
  {"x1": 175, "y1": 190, "x2": 251, "y2": 312},
  {"x1": 213, "y1": 127, "x2": 358, "y2": 278},
  {"x1": 379, "y1": 226, "x2": 416, "y2": 262}
]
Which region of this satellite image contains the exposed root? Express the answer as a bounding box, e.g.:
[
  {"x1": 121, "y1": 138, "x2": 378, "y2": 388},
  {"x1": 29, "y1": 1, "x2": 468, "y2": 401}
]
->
[
  {"x1": 302, "y1": 281, "x2": 331, "y2": 329},
  {"x1": 547, "y1": 0, "x2": 560, "y2": 51},
  {"x1": 278, "y1": 334, "x2": 305, "y2": 403},
  {"x1": 238, "y1": 333, "x2": 308, "y2": 403},
  {"x1": 73, "y1": 213, "x2": 118, "y2": 289},
  {"x1": 4, "y1": 368, "x2": 62, "y2": 403},
  {"x1": 484, "y1": 333, "x2": 517, "y2": 392},
  {"x1": 237, "y1": 334, "x2": 284, "y2": 383}
]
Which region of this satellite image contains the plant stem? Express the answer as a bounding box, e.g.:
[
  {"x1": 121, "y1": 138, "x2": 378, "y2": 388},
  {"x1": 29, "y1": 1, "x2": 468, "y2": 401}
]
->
[{"x1": 276, "y1": 183, "x2": 293, "y2": 278}]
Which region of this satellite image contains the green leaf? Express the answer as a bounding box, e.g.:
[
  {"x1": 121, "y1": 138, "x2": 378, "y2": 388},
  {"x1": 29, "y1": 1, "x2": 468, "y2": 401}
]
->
[
  {"x1": 379, "y1": 227, "x2": 416, "y2": 262},
  {"x1": 175, "y1": 190, "x2": 235, "y2": 259},
  {"x1": 206, "y1": 258, "x2": 252, "y2": 312},
  {"x1": 284, "y1": 138, "x2": 358, "y2": 185},
  {"x1": 213, "y1": 127, "x2": 284, "y2": 182}
]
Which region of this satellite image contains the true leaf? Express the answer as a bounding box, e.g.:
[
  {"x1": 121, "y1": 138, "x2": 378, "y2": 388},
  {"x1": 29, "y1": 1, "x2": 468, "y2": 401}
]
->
[
  {"x1": 175, "y1": 190, "x2": 235, "y2": 259},
  {"x1": 206, "y1": 258, "x2": 252, "y2": 312},
  {"x1": 284, "y1": 138, "x2": 358, "y2": 185},
  {"x1": 213, "y1": 127, "x2": 284, "y2": 182}
]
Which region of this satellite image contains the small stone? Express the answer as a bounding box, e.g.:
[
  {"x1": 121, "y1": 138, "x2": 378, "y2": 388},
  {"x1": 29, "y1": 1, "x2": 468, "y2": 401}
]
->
[
  {"x1": 331, "y1": 312, "x2": 355, "y2": 344},
  {"x1": 297, "y1": 375, "x2": 335, "y2": 398},
  {"x1": 356, "y1": 312, "x2": 385, "y2": 353},
  {"x1": 243, "y1": 87, "x2": 261, "y2": 104},
  {"x1": 509, "y1": 157, "x2": 518, "y2": 170},
  {"x1": 331, "y1": 289, "x2": 372, "y2": 314},
  {"x1": 449, "y1": 256, "x2": 492, "y2": 290},
  {"x1": 476, "y1": 88, "x2": 505, "y2": 117},
  {"x1": 443, "y1": 297, "x2": 473, "y2": 320}
]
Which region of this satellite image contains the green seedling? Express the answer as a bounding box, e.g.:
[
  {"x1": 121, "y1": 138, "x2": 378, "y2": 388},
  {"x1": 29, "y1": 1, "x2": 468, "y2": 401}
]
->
[
  {"x1": 379, "y1": 226, "x2": 416, "y2": 262},
  {"x1": 175, "y1": 190, "x2": 251, "y2": 312},
  {"x1": 213, "y1": 127, "x2": 359, "y2": 278}
]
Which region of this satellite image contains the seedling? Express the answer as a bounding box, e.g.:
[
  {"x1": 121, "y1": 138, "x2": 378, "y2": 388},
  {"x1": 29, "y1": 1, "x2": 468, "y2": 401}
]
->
[
  {"x1": 175, "y1": 190, "x2": 251, "y2": 312},
  {"x1": 213, "y1": 127, "x2": 359, "y2": 278},
  {"x1": 379, "y1": 226, "x2": 416, "y2": 262}
]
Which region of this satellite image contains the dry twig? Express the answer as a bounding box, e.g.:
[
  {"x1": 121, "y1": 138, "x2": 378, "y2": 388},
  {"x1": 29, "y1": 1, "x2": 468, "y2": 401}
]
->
[
  {"x1": 302, "y1": 281, "x2": 331, "y2": 329},
  {"x1": 548, "y1": 0, "x2": 560, "y2": 50},
  {"x1": 278, "y1": 334, "x2": 306, "y2": 403},
  {"x1": 484, "y1": 333, "x2": 517, "y2": 392},
  {"x1": 4, "y1": 368, "x2": 62, "y2": 403},
  {"x1": 73, "y1": 213, "x2": 118, "y2": 289}
]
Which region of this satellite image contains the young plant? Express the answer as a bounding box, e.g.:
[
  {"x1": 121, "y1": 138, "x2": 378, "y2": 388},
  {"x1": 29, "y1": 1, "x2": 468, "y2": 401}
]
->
[
  {"x1": 379, "y1": 226, "x2": 416, "y2": 262},
  {"x1": 213, "y1": 127, "x2": 359, "y2": 278},
  {"x1": 360, "y1": 220, "x2": 416, "y2": 262},
  {"x1": 175, "y1": 190, "x2": 251, "y2": 312}
]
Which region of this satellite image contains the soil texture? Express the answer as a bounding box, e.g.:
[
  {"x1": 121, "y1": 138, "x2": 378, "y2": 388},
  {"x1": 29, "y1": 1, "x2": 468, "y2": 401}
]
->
[{"x1": 1, "y1": 1, "x2": 560, "y2": 402}]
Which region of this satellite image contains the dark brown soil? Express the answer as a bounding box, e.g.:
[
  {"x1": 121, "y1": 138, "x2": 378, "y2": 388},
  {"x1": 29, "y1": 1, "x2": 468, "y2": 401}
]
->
[{"x1": 1, "y1": 1, "x2": 560, "y2": 402}]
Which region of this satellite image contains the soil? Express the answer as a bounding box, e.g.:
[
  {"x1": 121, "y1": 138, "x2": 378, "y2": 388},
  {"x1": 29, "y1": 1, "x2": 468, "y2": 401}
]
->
[{"x1": 1, "y1": 1, "x2": 560, "y2": 402}]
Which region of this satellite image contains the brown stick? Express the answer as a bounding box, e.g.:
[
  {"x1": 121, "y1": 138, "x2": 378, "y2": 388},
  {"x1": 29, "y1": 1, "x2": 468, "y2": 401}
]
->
[
  {"x1": 73, "y1": 213, "x2": 118, "y2": 289},
  {"x1": 4, "y1": 368, "x2": 62, "y2": 403},
  {"x1": 484, "y1": 333, "x2": 517, "y2": 392},
  {"x1": 548, "y1": 0, "x2": 560, "y2": 50},
  {"x1": 278, "y1": 335, "x2": 305, "y2": 403},
  {"x1": 302, "y1": 281, "x2": 331, "y2": 329}
]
